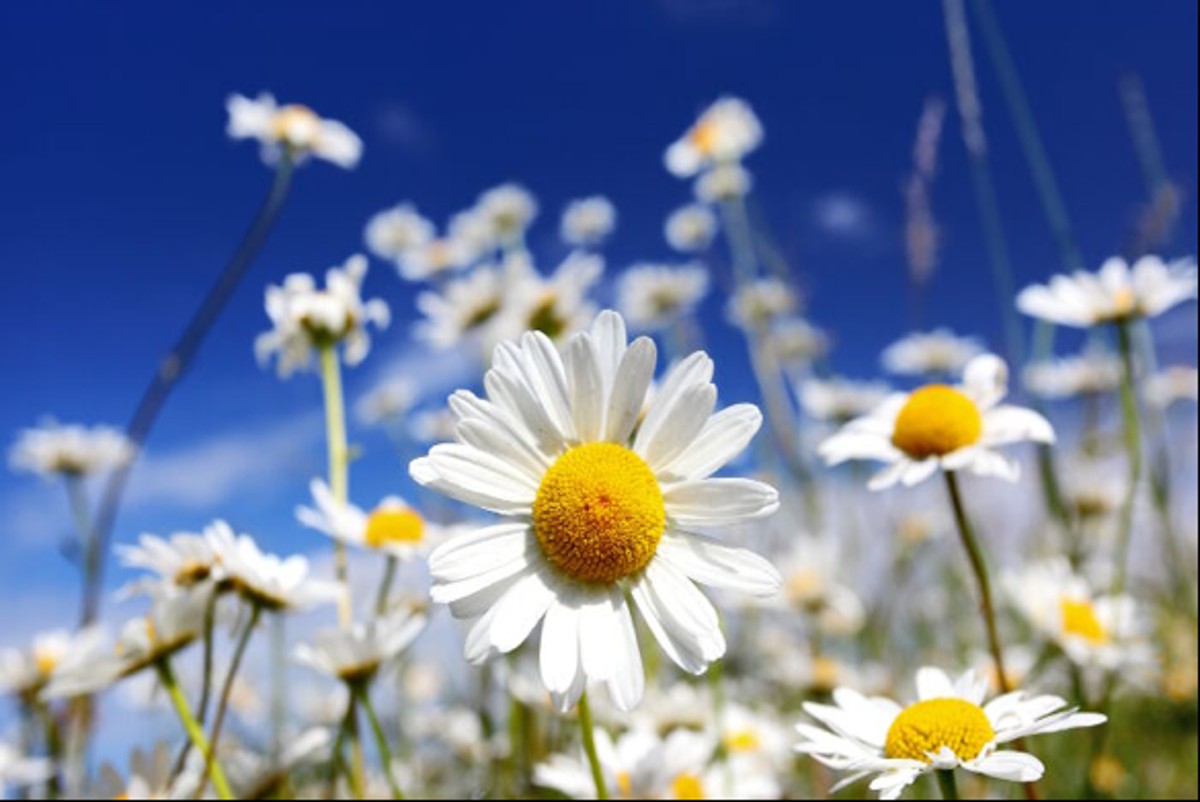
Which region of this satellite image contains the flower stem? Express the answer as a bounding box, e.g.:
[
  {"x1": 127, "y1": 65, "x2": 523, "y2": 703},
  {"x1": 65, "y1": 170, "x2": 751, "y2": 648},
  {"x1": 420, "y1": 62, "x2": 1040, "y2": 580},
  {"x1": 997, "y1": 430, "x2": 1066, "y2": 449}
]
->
[
  {"x1": 319, "y1": 342, "x2": 353, "y2": 629},
  {"x1": 355, "y1": 682, "x2": 405, "y2": 799},
  {"x1": 935, "y1": 769, "x2": 959, "y2": 800},
  {"x1": 156, "y1": 660, "x2": 233, "y2": 800},
  {"x1": 1111, "y1": 320, "x2": 1142, "y2": 598},
  {"x1": 64, "y1": 475, "x2": 97, "y2": 630},
  {"x1": 199, "y1": 603, "x2": 261, "y2": 797},
  {"x1": 375, "y1": 556, "x2": 398, "y2": 617},
  {"x1": 327, "y1": 689, "x2": 363, "y2": 799},
  {"x1": 577, "y1": 690, "x2": 609, "y2": 800}
]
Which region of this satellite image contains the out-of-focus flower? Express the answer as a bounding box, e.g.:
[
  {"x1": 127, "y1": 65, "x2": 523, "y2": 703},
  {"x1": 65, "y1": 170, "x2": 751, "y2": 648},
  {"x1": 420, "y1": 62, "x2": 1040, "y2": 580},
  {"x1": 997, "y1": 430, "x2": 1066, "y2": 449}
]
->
[
  {"x1": 415, "y1": 262, "x2": 508, "y2": 350},
  {"x1": 9, "y1": 421, "x2": 133, "y2": 478},
  {"x1": 1023, "y1": 350, "x2": 1123, "y2": 400},
  {"x1": 719, "y1": 703, "x2": 793, "y2": 773},
  {"x1": 1145, "y1": 365, "x2": 1199, "y2": 409},
  {"x1": 665, "y1": 97, "x2": 763, "y2": 178},
  {"x1": 727, "y1": 278, "x2": 800, "y2": 331},
  {"x1": 476, "y1": 183, "x2": 539, "y2": 247},
  {"x1": 0, "y1": 627, "x2": 107, "y2": 700},
  {"x1": 356, "y1": 378, "x2": 418, "y2": 426},
  {"x1": 820, "y1": 355, "x2": 1054, "y2": 490},
  {"x1": 206, "y1": 521, "x2": 338, "y2": 612},
  {"x1": 364, "y1": 204, "x2": 436, "y2": 270},
  {"x1": 1058, "y1": 458, "x2": 1126, "y2": 524},
  {"x1": 411, "y1": 311, "x2": 780, "y2": 711},
  {"x1": 561, "y1": 196, "x2": 617, "y2": 247},
  {"x1": 0, "y1": 744, "x2": 53, "y2": 792},
  {"x1": 400, "y1": 237, "x2": 475, "y2": 283},
  {"x1": 664, "y1": 204, "x2": 718, "y2": 253},
  {"x1": 408, "y1": 408, "x2": 457, "y2": 444},
  {"x1": 255, "y1": 255, "x2": 390, "y2": 377},
  {"x1": 1016, "y1": 255, "x2": 1197, "y2": 328},
  {"x1": 799, "y1": 378, "x2": 892, "y2": 425},
  {"x1": 224, "y1": 728, "x2": 331, "y2": 798},
  {"x1": 616, "y1": 263, "x2": 709, "y2": 331},
  {"x1": 695, "y1": 162, "x2": 754, "y2": 202},
  {"x1": 116, "y1": 530, "x2": 222, "y2": 598},
  {"x1": 294, "y1": 609, "x2": 425, "y2": 684},
  {"x1": 96, "y1": 742, "x2": 195, "y2": 800},
  {"x1": 491, "y1": 251, "x2": 603, "y2": 344},
  {"x1": 795, "y1": 666, "x2": 1106, "y2": 799},
  {"x1": 767, "y1": 536, "x2": 865, "y2": 636},
  {"x1": 297, "y1": 479, "x2": 440, "y2": 561},
  {"x1": 881, "y1": 329, "x2": 983, "y2": 377},
  {"x1": 768, "y1": 318, "x2": 829, "y2": 366},
  {"x1": 226, "y1": 92, "x2": 361, "y2": 169}
]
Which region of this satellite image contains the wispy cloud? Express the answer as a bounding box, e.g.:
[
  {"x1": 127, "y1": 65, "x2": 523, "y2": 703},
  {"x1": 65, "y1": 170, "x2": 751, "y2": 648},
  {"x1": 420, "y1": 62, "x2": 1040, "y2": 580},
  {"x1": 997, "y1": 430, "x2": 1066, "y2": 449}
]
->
[{"x1": 811, "y1": 191, "x2": 876, "y2": 239}]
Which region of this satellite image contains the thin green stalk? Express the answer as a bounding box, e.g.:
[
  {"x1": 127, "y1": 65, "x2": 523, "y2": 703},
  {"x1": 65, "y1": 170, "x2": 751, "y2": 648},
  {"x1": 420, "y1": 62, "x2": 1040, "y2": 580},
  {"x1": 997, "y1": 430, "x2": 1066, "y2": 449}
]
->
[
  {"x1": 355, "y1": 682, "x2": 405, "y2": 799},
  {"x1": 1111, "y1": 321, "x2": 1142, "y2": 598},
  {"x1": 936, "y1": 769, "x2": 960, "y2": 800},
  {"x1": 577, "y1": 691, "x2": 609, "y2": 800},
  {"x1": 375, "y1": 556, "x2": 398, "y2": 617},
  {"x1": 64, "y1": 476, "x2": 97, "y2": 630},
  {"x1": 38, "y1": 702, "x2": 62, "y2": 799},
  {"x1": 156, "y1": 661, "x2": 233, "y2": 801},
  {"x1": 270, "y1": 613, "x2": 286, "y2": 767},
  {"x1": 198, "y1": 603, "x2": 261, "y2": 797},
  {"x1": 327, "y1": 691, "x2": 363, "y2": 800},
  {"x1": 172, "y1": 589, "x2": 218, "y2": 783},
  {"x1": 319, "y1": 343, "x2": 354, "y2": 629}
]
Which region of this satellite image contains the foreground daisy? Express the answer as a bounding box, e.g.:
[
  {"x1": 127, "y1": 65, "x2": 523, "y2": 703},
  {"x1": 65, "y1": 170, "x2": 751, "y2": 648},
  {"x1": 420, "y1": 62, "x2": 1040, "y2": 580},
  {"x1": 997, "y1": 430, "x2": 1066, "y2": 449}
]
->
[
  {"x1": 881, "y1": 329, "x2": 982, "y2": 378},
  {"x1": 297, "y1": 479, "x2": 439, "y2": 561},
  {"x1": 819, "y1": 354, "x2": 1054, "y2": 489},
  {"x1": 1015, "y1": 255, "x2": 1196, "y2": 328},
  {"x1": 226, "y1": 92, "x2": 362, "y2": 169},
  {"x1": 616, "y1": 263, "x2": 710, "y2": 331},
  {"x1": 9, "y1": 420, "x2": 133, "y2": 478},
  {"x1": 795, "y1": 666, "x2": 1105, "y2": 799},
  {"x1": 665, "y1": 97, "x2": 763, "y2": 178},
  {"x1": 411, "y1": 310, "x2": 781, "y2": 711}
]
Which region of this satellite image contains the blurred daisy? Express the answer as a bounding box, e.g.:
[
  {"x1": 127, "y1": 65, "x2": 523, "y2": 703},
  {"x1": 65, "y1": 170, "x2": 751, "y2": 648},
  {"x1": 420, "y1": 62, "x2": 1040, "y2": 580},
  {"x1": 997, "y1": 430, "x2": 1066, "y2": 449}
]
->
[
  {"x1": 96, "y1": 742, "x2": 194, "y2": 800},
  {"x1": 224, "y1": 728, "x2": 331, "y2": 799},
  {"x1": 819, "y1": 355, "x2": 1055, "y2": 489},
  {"x1": 294, "y1": 609, "x2": 425, "y2": 684},
  {"x1": 769, "y1": 536, "x2": 865, "y2": 636},
  {"x1": 400, "y1": 237, "x2": 474, "y2": 282},
  {"x1": 409, "y1": 407, "x2": 457, "y2": 444},
  {"x1": 0, "y1": 744, "x2": 52, "y2": 793},
  {"x1": 476, "y1": 183, "x2": 539, "y2": 248},
  {"x1": 767, "y1": 318, "x2": 830, "y2": 366},
  {"x1": 206, "y1": 521, "x2": 338, "y2": 612},
  {"x1": 0, "y1": 627, "x2": 107, "y2": 700},
  {"x1": 355, "y1": 378, "x2": 418, "y2": 426},
  {"x1": 616, "y1": 263, "x2": 709, "y2": 331},
  {"x1": 664, "y1": 204, "x2": 718, "y2": 253},
  {"x1": 255, "y1": 255, "x2": 390, "y2": 377},
  {"x1": 297, "y1": 479, "x2": 439, "y2": 561},
  {"x1": 493, "y1": 251, "x2": 603, "y2": 344},
  {"x1": 226, "y1": 92, "x2": 361, "y2": 169},
  {"x1": 694, "y1": 163, "x2": 754, "y2": 203},
  {"x1": 726, "y1": 277, "x2": 800, "y2": 331},
  {"x1": 881, "y1": 329, "x2": 983, "y2": 377},
  {"x1": 448, "y1": 208, "x2": 498, "y2": 263},
  {"x1": 1002, "y1": 558, "x2": 1153, "y2": 673},
  {"x1": 561, "y1": 196, "x2": 617, "y2": 247},
  {"x1": 1145, "y1": 365, "x2": 1199, "y2": 409},
  {"x1": 9, "y1": 421, "x2": 133, "y2": 478},
  {"x1": 799, "y1": 377, "x2": 892, "y2": 425},
  {"x1": 415, "y1": 261, "x2": 508, "y2": 350},
  {"x1": 1023, "y1": 350, "x2": 1122, "y2": 400},
  {"x1": 1016, "y1": 255, "x2": 1197, "y2": 328},
  {"x1": 364, "y1": 203, "x2": 435, "y2": 270},
  {"x1": 411, "y1": 311, "x2": 781, "y2": 711},
  {"x1": 795, "y1": 666, "x2": 1106, "y2": 799},
  {"x1": 665, "y1": 97, "x2": 763, "y2": 178},
  {"x1": 719, "y1": 703, "x2": 793, "y2": 772},
  {"x1": 1059, "y1": 458, "x2": 1126, "y2": 524}
]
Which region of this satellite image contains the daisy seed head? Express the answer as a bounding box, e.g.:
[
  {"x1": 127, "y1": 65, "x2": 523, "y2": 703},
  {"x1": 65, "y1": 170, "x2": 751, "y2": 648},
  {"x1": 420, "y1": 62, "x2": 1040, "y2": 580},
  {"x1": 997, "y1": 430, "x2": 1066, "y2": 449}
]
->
[
  {"x1": 890, "y1": 385, "x2": 982, "y2": 459},
  {"x1": 884, "y1": 698, "x2": 995, "y2": 763}
]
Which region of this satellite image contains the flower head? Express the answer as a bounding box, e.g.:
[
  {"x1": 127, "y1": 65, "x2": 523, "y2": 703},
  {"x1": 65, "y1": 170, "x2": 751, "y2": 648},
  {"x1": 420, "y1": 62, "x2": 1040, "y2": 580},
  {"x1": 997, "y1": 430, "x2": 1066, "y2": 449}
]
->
[
  {"x1": 799, "y1": 378, "x2": 892, "y2": 425},
  {"x1": 616, "y1": 263, "x2": 709, "y2": 331},
  {"x1": 665, "y1": 97, "x2": 763, "y2": 178},
  {"x1": 9, "y1": 421, "x2": 133, "y2": 478},
  {"x1": 476, "y1": 183, "x2": 539, "y2": 247},
  {"x1": 726, "y1": 278, "x2": 800, "y2": 331},
  {"x1": 1023, "y1": 350, "x2": 1123, "y2": 400},
  {"x1": 0, "y1": 744, "x2": 53, "y2": 792},
  {"x1": 881, "y1": 329, "x2": 983, "y2": 377},
  {"x1": 694, "y1": 163, "x2": 754, "y2": 202},
  {"x1": 226, "y1": 92, "x2": 362, "y2": 168},
  {"x1": 411, "y1": 310, "x2": 780, "y2": 711},
  {"x1": 116, "y1": 530, "x2": 223, "y2": 597},
  {"x1": 819, "y1": 354, "x2": 1054, "y2": 490},
  {"x1": 364, "y1": 204, "x2": 436, "y2": 272},
  {"x1": 1016, "y1": 255, "x2": 1197, "y2": 327},
  {"x1": 0, "y1": 627, "x2": 107, "y2": 700},
  {"x1": 767, "y1": 318, "x2": 830, "y2": 365},
  {"x1": 295, "y1": 609, "x2": 425, "y2": 685},
  {"x1": 355, "y1": 378, "x2": 418, "y2": 426},
  {"x1": 491, "y1": 251, "x2": 603, "y2": 345},
  {"x1": 297, "y1": 479, "x2": 441, "y2": 561},
  {"x1": 206, "y1": 521, "x2": 338, "y2": 612},
  {"x1": 415, "y1": 262, "x2": 508, "y2": 350},
  {"x1": 561, "y1": 196, "x2": 617, "y2": 247}
]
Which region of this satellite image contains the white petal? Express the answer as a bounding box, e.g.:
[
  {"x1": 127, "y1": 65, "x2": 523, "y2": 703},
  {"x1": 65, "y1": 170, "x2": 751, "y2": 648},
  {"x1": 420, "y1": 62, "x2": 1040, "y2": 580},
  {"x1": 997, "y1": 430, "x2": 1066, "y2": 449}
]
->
[
  {"x1": 916, "y1": 666, "x2": 955, "y2": 700},
  {"x1": 969, "y1": 750, "x2": 1044, "y2": 783},
  {"x1": 540, "y1": 598, "x2": 582, "y2": 695},
  {"x1": 637, "y1": 384, "x2": 717, "y2": 469},
  {"x1": 981, "y1": 405, "x2": 1055, "y2": 446},
  {"x1": 660, "y1": 404, "x2": 762, "y2": 480},
  {"x1": 962, "y1": 354, "x2": 1009, "y2": 410},
  {"x1": 604, "y1": 593, "x2": 645, "y2": 711},
  {"x1": 604, "y1": 337, "x2": 656, "y2": 443},
  {"x1": 664, "y1": 478, "x2": 779, "y2": 526},
  {"x1": 487, "y1": 569, "x2": 556, "y2": 653},
  {"x1": 428, "y1": 523, "x2": 532, "y2": 582},
  {"x1": 656, "y1": 531, "x2": 781, "y2": 596},
  {"x1": 565, "y1": 335, "x2": 604, "y2": 442}
]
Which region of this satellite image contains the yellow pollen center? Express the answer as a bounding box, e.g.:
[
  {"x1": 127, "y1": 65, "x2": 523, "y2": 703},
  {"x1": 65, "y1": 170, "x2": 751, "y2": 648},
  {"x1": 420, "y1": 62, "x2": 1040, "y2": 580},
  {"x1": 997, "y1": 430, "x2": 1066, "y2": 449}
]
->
[
  {"x1": 810, "y1": 657, "x2": 840, "y2": 691},
  {"x1": 33, "y1": 648, "x2": 59, "y2": 676},
  {"x1": 271, "y1": 104, "x2": 321, "y2": 145},
  {"x1": 690, "y1": 119, "x2": 720, "y2": 156},
  {"x1": 884, "y1": 698, "x2": 995, "y2": 763},
  {"x1": 365, "y1": 507, "x2": 424, "y2": 548},
  {"x1": 1060, "y1": 597, "x2": 1107, "y2": 643},
  {"x1": 724, "y1": 729, "x2": 761, "y2": 753},
  {"x1": 1111, "y1": 287, "x2": 1137, "y2": 316},
  {"x1": 532, "y1": 443, "x2": 665, "y2": 584},
  {"x1": 891, "y1": 385, "x2": 983, "y2": 459},
  {"x1": 787, "y1": 570, "x2": 823, "y2": 604},
  {"x1": 671, "y1": 773, "x2": 705, "y2": 800},
  {"x1": 616, "y1": 771, "x2": 633, "y2": 798}
]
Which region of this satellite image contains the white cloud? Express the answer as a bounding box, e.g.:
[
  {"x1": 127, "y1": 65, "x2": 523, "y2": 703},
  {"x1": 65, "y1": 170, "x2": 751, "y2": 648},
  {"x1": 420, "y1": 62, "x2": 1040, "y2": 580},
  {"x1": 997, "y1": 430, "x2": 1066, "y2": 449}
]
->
[{"x1": 812, "y1": 191, "x2": 875, "y2": 239}]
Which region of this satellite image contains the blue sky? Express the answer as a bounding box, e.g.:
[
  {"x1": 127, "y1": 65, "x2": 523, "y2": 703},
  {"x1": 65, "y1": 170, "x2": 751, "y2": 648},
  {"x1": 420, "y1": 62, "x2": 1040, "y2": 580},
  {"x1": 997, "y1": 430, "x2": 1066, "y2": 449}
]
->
[{"x1": 0, "y1": 0, "x2": 1196, "y2": 639}]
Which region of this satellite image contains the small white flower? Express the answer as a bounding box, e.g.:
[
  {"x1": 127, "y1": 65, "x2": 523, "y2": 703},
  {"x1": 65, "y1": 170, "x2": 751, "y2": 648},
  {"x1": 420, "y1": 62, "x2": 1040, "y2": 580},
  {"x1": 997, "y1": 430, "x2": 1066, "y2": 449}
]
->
[
  {"x1": 364, "y1": 204, "x2": 436, "y2": 268},
  {"x1": 414, "y1": 262, "x2": 508, "y2": 350},
  {"x1": 9, "y1": 421, "x2": 133, "y2": 478},
  {"x1": 616, "y1": 263, "x2": 710, "y2": 331},
  {"x1": 448, "y1": 208, "x2": 499, "y2": 263},
  {"x1": 0, "y1": 627, "x2": 107, "y2": 700},
  {"x1": 296, "y1": 478, "x2": 441, "y2": 561},
  {"x1": 476, "y1": 183, "x2": 539, "y2": 246},
  {"x1": 226, "y1": 92, "x2": 362, "y2": 169},
  {"x1": 116, "y1": 530, "x2": 222, "y2": 598},
  {"x1": 96, "y1": 742, "x2": 197, "y2": 800},
  {"x1": 1023, "y1": 350, "x2": 1123, "y2": 400},
  {"x1": 355, "y1": 378, "x2": 418, "y2": 426},
  {"x1": 561, "y1": 196, "x2": 617, "y2": 247},
  {"x1": 1016, "y1": 255, "x2": 1197, "y2": 328},
  {"x1": 765, "y1": 535, "x2": 865, "y2": 636},
  {"x1": 799, "y1": 377, "x2": 892, "y2": 425},
  {"x1": 719, "y1": 703, "x2": 794, "y2": 772},
  {"x1": 664, "y1": 204, "x2": 718, "y2": 253},
  {"x1": 255, "y1": 255, "x2": 390, "y2": 377},
  {"x1": 399, "y1": 237, "x2": 475, "y2": 282},
  {"x1": 1145, "y1": 365, "x2": 1199, "y2": 409},
  {"x1": 881, "y1": 329, "x2": 983, "y2": 377},
  {"x1": 727, "y1": 278, "x2": 800, "y2": 330},
  {"x1": 491, "y1": 251, "x2": 603, "y2": 345},
  {"x1": 795, "y1": 666, "x2": 1106, "y2": 799},
  {"x1": 694, "y1": 162, "x2": 754, "y2": 202},
  {"x1": 665, "y1": 97, "x2": 763, "y2": 178},
  {"x1": 206, "y1": 520, "x2": 339, "y2": 612},
  {"x1": 820, "y1": 354, "x2": 1055, "y2": 490},
  {"x1": 767, "y1": 318, "x2": 830, "y2": 365},
  {"x1": 294, "y1": 609, "x2": 425, "y2": 684},
  {"x1": 0, "y1": 744, "x2": 53, "y2": 792}
]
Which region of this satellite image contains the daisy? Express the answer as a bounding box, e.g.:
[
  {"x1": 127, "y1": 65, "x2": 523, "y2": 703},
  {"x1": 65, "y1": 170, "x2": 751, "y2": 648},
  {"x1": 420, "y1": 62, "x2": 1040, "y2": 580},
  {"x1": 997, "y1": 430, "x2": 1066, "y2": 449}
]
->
[
  {"x1": 0, "y1": 627, "x2": 107, "y2": 700},
  {"x1": 665, "y1": 97, "x2": 763, "y2": 178},
  {"x1": 819, "y1": 354, "x2": 1055, "y2": 490},
  {"x1": 414, "y1": 262, "x2": 508, "y2": 350},
  {"x1": 9, "y1": 420, "x2": 133, "y2": 478},
  {"x1": 226, "y1": 92, "x2": 362, "y2": 169},
  {"x1": 766, "y1": 535, "x2": 865, "y2": 636},
  {"x1": 726, "y1": 278, "x2": 799, "y2": 331},
  {"x1": 561, "y1": 196, "x2": 617, "y2": 247},
  {"x1": 411, "y1": 310, "x2": 781, "y2": 711},
  {"x1": 767, "y1": 318, "x2": 829, "y2": 366},
  {"x1": 399, "y1": 236, "x2": 474, "y2": 282},
  {"x1": 297, "y1": 479, "x2": 440, "y2": 561},
  {"x1": 1015, "y1": 255, "x2": 1197, "y2": 328},
  {"x1": 0, "y1": 744, "x2": 52, "y2": 793},
  {"x1": 476, "y1": 183, "x2": 539, "y2": 247},
  {"x1": 719, "y1": 703, "x2": 793, "y2": 772},
  {"x1": 355, "y1": 378, "x2": 418, "y2": 426},
  {"x1": 664, "y1": 204, "x2": 718, "y2": 253},
  {"x1": 254, "y1": 255, "x2": 390, "y2": 377},
  {"x1": 616, "y1": 263, "x2": 710, "y2": 331},
  {"x1": 447, "y1": 208, "x2": 499, "y2": 264},
  {"x1": 491, "y1": 251, "x2": 603, "y2": 344},
  {"x1": 294, "y1": 609, "x2": 426, "y2": 684},
  {"x1": 205, "y1": 520, "x2": 339, "y2": 612},
  {"x1": 881, "y1": 329, "x2": 983, "y2": 377},
  {"x1": 363, "y1": 203, "x2": 435, "y2": 269},
  {"x1": 795, "y1": 666, "x2": 1106, "y2": 799},
  {"x1": 799, "y1": 377, "x2": 892, "y2": 425},
  {"x1": 1145, "y1": 365, "x2": 1199, "y2": 409},
  {"x1": 1023, "y1": 350, "x2": 1123, "y2": 400},
  {"x1": 694, "y1": 163, "x2": 754, "y2": 203},
  {"x1": 96, "y1": 742, "x2": 197, "y2": 800},
  {"x1": 115, "y1": 530, "x2": 223, "y2": 597}
]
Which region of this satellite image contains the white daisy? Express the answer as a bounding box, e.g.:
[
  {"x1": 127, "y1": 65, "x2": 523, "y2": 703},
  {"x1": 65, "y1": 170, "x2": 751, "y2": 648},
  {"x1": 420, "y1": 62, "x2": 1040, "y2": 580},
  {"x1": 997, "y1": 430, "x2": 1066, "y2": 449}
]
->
[
  {"x1": 226, "y1": 92, "x2": 362, "y2": 169},
  {"x1": 115, "y1": 530, "x2": 222, "y2": 597},
  {"x1": 9, "y1": 420, "x2": 133, "y2": 478},
  {"x1": 1145, "y1": 365, "x2": 1199, "y2": 409},
  {"x1": 881, "y1": 329, "x2": 983, "y2": 377},
  {"x1": 819, "y1": 354, "x2": 1055, "y2": 490},
  {"x1": 491, "y1": 251, "x2": 603, "y2": 345},
  {"x1": 447, "y1": 208, "x2": 499, "y2": 263},
  {"x1": 616, "y1": 263, "x2": 710, "y2": 331},
  {"x1": 795, "y1": 666, "x2": 1106, "y2": 799},
  {"x1": 294, "y1": 609, "x2": 425, "y2": 684},
  {"x1": 476, "y1": 183, "x2": 539, "y2": 247},
  {"x1": 719, "y1": 703, "x2": 794, "y2": 772},
  {"x1": 0, "y1": 627, "x2": 107, "y2": 700},
  {"x1": 96, "y1": 742, "x2": 196, "y2": 800},
  {"x1": 726, "y1": 278, "x2": 800, "y2": 331},
  {"x1": 561, "y1": 196, "x2": 617, "y2": 247},
  {"x1": 206, "y1": 520, "x2": 339, "y2": 612},
  {"x1": 665, "y1": 97, "x2": 763, "y2": 178},
  {"x1": 766, "y1": 535, "x2": 865, "y2": 636},
  {"x1": 694, "y1": 162, "x2": 754, "y2": 203},
  {"x1": 297, "y1": 479, "x2": 441, "y2": 561},
  {"x1": 0, "y1": 744, "x2": 53, "y2": 792},
  {"x1": 766, "y1": 318, "x2": 830, "y2": 366},
  {"x1": 799, "y1": 377, "x2": 892, "y2": 425},
  {"x1": 364, "y1": 203, "x2": 435, "y2": 269},
  {"x1": 411, "y1": 310, "x2": 781, "y2": 711},
  {"x1": 1016, "y1": 255, "x2": 1197, "y2": 328},
  {"x1": 254, "y1": 255, "x2": 390, "y2": 377},
  {"x1": 414, "y1": 262, "x2": 508, "y2": 350},
  {"x1": 355, "y1": 378, "x2": 418, "y2": 426},
  {"x1": 664, "y1": 204, "x2": 718, "y2": 253},
  {"x1": 1023, "y1": 350, "x2": 1123, "y2": 400},
  {"x1": 399, "y1": 237, "x2": 474, "y2": 282}
]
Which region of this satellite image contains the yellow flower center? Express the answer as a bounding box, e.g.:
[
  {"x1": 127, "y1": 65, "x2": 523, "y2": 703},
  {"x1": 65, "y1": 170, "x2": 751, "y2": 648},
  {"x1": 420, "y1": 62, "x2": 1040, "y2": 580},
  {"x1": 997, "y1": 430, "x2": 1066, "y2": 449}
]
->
[
  {"x1": 532, "y1": 443, "x2": 665, "y2": 584},
  {"x1": 527, "y1": 292, "x2": 568, "y2": 340},
  {"x1": 689, "y1": 118, "x2": 720, "y2": 156},
  {"x1": 365, "y1": 506, "x2": 424, "y2": 548},
  {"x1": 616, "y1": 771, "x2": 633, "y2": 798},
  {"x1": 884, "y1": 698, "x2": 995, "y2": 763},
  {"x1": 1110, "y1": 287, "x2": 1137, "y2": 317},
  {"x1": 724, "y1": 729, "x2": 761, "y2": 753},
  {"x1": 786, "y1": 569, "x2": 823, "y2": 605},
  {"x1": 810, "y1": 656, "x2": 840, "y2": 691},
  {"x1": 173, "y1": 560, "x2": 212, "y2": 587},
  {"x1": 270, "y1": 104, "x2": 321, "y2": 147},
  {"x1": 891, "y1": 385, "x2": 983, "y2": 459},
  {"x1": 671, "y1": 773, "x2": 706, "y2": 800},
  {"x1": 33, "y1": 647, "x2": 59, "y2": 677},
  {"x1": 1060, "y1": 597, "x2": 1107, "y2": 644}
]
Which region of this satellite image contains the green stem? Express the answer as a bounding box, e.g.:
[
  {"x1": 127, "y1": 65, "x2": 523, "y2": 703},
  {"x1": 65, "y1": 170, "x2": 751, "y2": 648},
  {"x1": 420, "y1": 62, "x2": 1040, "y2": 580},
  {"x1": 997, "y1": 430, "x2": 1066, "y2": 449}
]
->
[
  {"x1": 577, "y1": 691, "x2": 609, "y2": 800},
  {"x1": 199, "y1": 603, "x2": 261, "y2": 797},
  {"x1": 64, "y1": 476, "x2": 97, "y2": 630},
  {"x1": 327, "y1": 690, "x2": 363, "y2": 799},
  {"x1": 355, "y1": 683, "x2": 405, "y2": 799},
  {"x1": 38, "y1": 702, "x2": 62, "y2": 799},
  {"x1": 936, "y1": 769, "x2": 960, "y2": 800},
  {"x1": 1111, "y1": 321, "x2": 1142, "y2": 598},
  {"x1": 375, "y1": 556, "x2": 398, "y2": 617},
  {"x1": 319, "y1": 343, "x2": 353, "y2": 629},
  {"x1": 156, "y1": 661, "x2": 233, "y2": 800}
]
